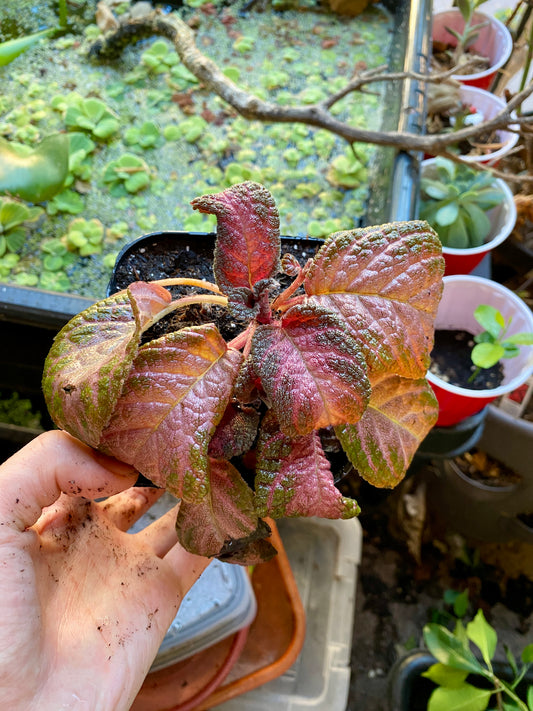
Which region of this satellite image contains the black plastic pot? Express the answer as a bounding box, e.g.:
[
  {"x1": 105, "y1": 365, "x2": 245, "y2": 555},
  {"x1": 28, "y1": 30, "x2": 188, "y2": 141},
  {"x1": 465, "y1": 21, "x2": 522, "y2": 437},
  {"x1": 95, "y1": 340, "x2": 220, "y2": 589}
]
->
[{"x1": 388, "y1": 650, "x2": 533, "y2": 711}]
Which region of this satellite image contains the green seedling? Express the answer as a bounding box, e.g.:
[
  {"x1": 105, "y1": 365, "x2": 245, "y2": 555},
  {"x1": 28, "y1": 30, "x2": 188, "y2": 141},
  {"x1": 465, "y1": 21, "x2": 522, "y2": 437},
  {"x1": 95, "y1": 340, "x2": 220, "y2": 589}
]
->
[
  {"x1": 468, "y1": 304, "x2": 533, "y2": 381},
  {"x1": 233, "y1": 35, "x2": 255, "y2": 54},
  {"x1": 0, "y1": 198, "x2": 43, "y2": 256},
  {"x1": 46, "y1": 189, "x2": 85, "y2": 216},
  {"x1": 41, "y1": 238, "x2": 77, "y2": 273},
  {"x1": 102, "y1": 154, "x2": 151, "y2": 196},
  {"x1": 65, "y1": 133, "x2": 96, "y2": 185},
  {"x1": 0, "y1": 134, "x2": 69, "y2": 203},
  {"x1": 423, "y1": 609, "x2": 533, "y2": 711},
  {"x1": 420, "y1": 158, "x2": 504, "y2": 249},
  {"x1": 445, "y1": 0, "x2": 491, "y2": 67},
  {"x1": 62, "y1": 218, "x2": 105, "y2": 256},
  {"x1": 63, "y1": 95, "x2": 120, "y2": 140}
]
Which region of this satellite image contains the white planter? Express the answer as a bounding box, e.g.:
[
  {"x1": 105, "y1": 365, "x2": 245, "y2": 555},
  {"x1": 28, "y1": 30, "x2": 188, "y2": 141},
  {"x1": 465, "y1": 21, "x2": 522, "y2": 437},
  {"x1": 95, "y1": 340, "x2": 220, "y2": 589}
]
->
[
  {"x1": 427, "y1": 275, "x2": 533, "y2": 425},
  {"x1": 420, "y1": 159, "x2": 517, "y2": 275},
  {"x1": 432, "y1": 9, "x2": 513, "y2": 89}
]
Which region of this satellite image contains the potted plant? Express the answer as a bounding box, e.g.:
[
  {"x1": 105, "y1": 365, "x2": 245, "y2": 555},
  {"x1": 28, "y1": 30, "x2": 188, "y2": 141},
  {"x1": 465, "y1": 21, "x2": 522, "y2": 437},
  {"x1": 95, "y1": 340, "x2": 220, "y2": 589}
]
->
[
  {"x1": 431, "y1": 3, "x2": 513, "y2": 89},
  {"x1": 41, "y1": 180, "x2": 445, "y2": 564},
  {"x1": 426, "y1": 274, "x2": 533, "y2": 427},
  {"x1": 419, "y1": 157, "x2": 516, "y2": 275},
  {"x1": 388, "y1": 609, "x2": 533, "y2": 710},
  {"x1": 425, "y1": 84, "x2": 519, "y2": 165}
]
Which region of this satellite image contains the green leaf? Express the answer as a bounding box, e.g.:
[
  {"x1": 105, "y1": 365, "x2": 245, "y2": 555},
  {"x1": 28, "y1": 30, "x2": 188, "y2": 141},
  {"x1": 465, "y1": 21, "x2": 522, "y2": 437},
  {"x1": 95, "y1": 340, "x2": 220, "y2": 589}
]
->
[
  {"x1": 5, "y1": 228, "x2": 25, "y2": 252},
  {"x1": 423, "y1": 623, "x2": 486, "y2": 674},
  {"x1": 0, "y1": 28, "x2": 55, "y2": 66},
  {"x1": 435, "y1": 202, "x2": 460, "y2": 227},
  {"x1": 474, "y1": 305, "x2": 505, "y2": 339},
  {"x1": 422, "y1": 663, "x2": 469, "y2": 687},
  {"x1": 462, "y1": 203, "x2": 491, "y2": 247},
  {"x1": 466, "y1": 610, "x2": 497, "y2": 668},
  {"x1": 522, "y1": 644, "x2": 533, "y2": 664},
  {"x1": 427, "y1": 684, "x2": 492, "y2": 711},
  {"x1": 443, "y1": 215, "x2": 469, "y2": 249},
  {"x1": 505, "y1": 333, "x2": 533, "y2": 346},
  {"x1": 471, "y1": 342, "x2": 505, "y2": 369},
  {"x1": 527, "y1": 685, "x2": 533, "y2": 710}
]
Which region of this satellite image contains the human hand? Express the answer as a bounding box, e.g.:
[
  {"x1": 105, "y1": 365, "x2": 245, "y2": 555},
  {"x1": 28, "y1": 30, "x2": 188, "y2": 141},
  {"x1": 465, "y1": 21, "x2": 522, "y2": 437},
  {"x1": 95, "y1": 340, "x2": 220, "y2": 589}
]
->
[{"x1": 0, "y1": 430, "x2": 209, "y2": 711}]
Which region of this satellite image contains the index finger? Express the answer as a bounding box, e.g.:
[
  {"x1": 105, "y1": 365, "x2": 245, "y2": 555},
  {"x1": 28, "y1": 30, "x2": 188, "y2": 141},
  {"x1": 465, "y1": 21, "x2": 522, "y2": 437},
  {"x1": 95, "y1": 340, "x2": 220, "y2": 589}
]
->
[{"x1": 0, "y1": 430, "x2": 137, "y2": 532}]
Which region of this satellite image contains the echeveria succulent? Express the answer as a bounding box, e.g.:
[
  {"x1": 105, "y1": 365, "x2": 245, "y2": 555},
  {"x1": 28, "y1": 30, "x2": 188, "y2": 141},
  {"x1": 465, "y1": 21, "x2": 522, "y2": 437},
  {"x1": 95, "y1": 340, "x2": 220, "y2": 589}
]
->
[{"x1": 42, "y1": 181, "x2": 444, "y2": 564}]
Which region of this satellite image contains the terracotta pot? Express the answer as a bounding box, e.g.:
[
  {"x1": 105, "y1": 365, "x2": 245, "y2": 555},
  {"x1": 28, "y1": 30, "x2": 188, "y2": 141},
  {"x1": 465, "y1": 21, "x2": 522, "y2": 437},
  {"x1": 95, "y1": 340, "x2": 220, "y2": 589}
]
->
[
  {"x1": 427, "y1": 275, "x2": 533, "y2": 426},
  {"x1": 420, "y1": 159, "x2": 517, "y2": 276},
  {"x1": 432, "y1": 9, "x2": 513, "y2": 89}
]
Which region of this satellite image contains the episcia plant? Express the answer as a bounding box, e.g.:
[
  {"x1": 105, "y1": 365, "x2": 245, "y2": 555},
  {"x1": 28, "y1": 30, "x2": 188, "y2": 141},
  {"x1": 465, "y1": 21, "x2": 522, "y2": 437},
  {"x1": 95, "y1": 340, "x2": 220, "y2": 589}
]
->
[
  {"x1": 42, "y1": 181, "x2": 444, "y2": 564},
  {"x1": 469, "y1": 304, "x2": 533, "y2": 382}
]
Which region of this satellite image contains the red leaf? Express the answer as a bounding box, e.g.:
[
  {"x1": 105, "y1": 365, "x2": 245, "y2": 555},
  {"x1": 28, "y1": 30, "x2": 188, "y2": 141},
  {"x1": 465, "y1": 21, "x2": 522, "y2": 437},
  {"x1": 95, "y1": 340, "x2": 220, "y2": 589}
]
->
[
  {"x1": 255, "y1": 412, "x2": 359, "y2": 519},
  {"x1": 191, "y1": 181, "x2": 281, "y2": 292},
  {"x1": 208, "y1": 402, "x2": 260, "y2": 459},
  {"x1": 176, "y1": 458, "x2": 276, "y2": 563},
  {"x1": 99, "y1": 325, "x2": 243, "y2": 502},
  {"x1": 305, "y1": 221, "x2": 444, "y2": 379},
  {"x1": 250, "y1": 302, "x2": 370, "y2": 437},
  {"x1": 42, "y1": 282, "x2": 171, "y2": 447},
  {"x1": 335, "y1": 375, "x2": 439, "y2": 488}
]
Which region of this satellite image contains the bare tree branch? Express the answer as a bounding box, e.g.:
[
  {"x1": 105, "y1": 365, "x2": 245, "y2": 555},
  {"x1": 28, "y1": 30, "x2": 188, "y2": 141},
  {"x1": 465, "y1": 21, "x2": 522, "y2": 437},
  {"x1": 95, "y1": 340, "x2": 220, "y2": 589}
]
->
[{"x1": 89, "y1": 8, "x2": 533, "y2": 168}]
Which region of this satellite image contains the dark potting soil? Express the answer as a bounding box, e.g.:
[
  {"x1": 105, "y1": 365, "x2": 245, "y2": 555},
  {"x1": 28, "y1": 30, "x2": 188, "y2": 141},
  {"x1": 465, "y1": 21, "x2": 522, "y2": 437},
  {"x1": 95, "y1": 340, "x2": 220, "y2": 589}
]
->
[
  {"x1": 111, "y1": 232, "x2": 324, "y2": 342},
  {"x1": 455, "y1": 449, "x2": 522, "y2": 488},
  {"x1": 430, "y1": 328, "x2": 504, "y2": 390}
]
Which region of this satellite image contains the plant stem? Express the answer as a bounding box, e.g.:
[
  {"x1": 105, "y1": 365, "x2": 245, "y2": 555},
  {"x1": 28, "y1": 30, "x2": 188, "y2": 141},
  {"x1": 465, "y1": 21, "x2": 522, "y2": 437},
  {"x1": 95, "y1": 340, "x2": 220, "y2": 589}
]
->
[
  {"x1": 58, "y1": 0, "x2": 68, "y2": 28},
  {"x1": 152, "y1": 277, "x2": 223, "y2": 294},
  {"x1": 146, "y1": 293, "x2": 228, "y2": 330}
]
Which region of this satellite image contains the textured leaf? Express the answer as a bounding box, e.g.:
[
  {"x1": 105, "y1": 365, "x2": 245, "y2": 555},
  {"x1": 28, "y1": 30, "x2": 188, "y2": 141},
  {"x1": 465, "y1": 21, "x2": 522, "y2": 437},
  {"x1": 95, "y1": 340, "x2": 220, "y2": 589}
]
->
[
  {"x1": 42, "y1": 282, "x2": 172, "y2": 447},
  {"x1": 208, "y1": 402, "x2": 260, "y2": 459},
  {"x1": 99, "y1": 324, "x2": 243, "y2": 502},
  {"x1": 191, "y1": 181, "x2": 281, "y2": 292},
  {"x1": 255, "y1": 411, "x2": 359, "y2": 519},
  {"x1": 335, "y1": 375, "x2": 439, "y2": 488},
  {"x1": 250, "y1": 302, "x2": 370, "y2": 437},
  {"x1": 305, "y1": 221, "x2": 444, "y2": 379},
  {"x1": 175, "y1": 457, "x2": 276, "y2": 563}
]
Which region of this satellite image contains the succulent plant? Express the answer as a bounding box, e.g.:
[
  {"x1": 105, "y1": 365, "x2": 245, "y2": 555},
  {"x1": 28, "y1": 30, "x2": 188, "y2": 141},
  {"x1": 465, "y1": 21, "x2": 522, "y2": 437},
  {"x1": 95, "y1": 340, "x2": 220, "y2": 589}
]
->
[{"x1": 420, "y1": 158, "x2": 505, "y2": 249}]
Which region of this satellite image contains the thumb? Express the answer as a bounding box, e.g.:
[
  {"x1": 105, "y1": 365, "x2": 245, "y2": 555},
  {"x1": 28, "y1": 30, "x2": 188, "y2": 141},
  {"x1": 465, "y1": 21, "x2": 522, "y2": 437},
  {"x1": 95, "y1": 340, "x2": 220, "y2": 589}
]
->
[{"x1": 0, "y1": 430, "x2": 137, "y2": 532}]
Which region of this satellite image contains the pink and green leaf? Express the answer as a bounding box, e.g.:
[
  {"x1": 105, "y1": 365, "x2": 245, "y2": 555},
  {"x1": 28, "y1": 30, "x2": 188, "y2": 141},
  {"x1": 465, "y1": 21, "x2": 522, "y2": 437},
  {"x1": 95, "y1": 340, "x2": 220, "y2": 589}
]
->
[
  {"x1": 175, "y1": 457, "x2": 276, "y2": 563},
  {"x1": 305, "y1": 221, "x2": 444, "y2": 379},
  {"x1": 191, "y1": 181, "x2": 281, "y2": 292},
  {"x1": 335, "y1": 375, "x2": 439, "y2": 488},
  {"x1": 250, "y1": 302, "x2": 370, "y2": 437},
  {"x1": 255, "y1": 411, "x2": 359, "y2": 519},
  {"x1": 208, "y1": 402, "x2": 260, "y2": 460},
  {"x1": 42, "y1": 282, "x2": 172, "y2": 447},
  {"x1": 99, "y1": 324, "x2": 243, "y2": 502}
]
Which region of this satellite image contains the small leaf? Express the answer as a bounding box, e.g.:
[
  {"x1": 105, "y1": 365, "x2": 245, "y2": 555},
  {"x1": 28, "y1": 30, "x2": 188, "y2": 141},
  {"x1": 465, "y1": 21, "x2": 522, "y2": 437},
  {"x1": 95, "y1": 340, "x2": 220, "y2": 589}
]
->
[
  {"x1": 471, "y1": 342, "x2": 505, "y2": 369},
  {"x1": 522, "y1": 644, "x2": 533, "y2": 664},
  {"x1": 423, "y1": 623, "x2": 486, "y2": 674},
  {"x1": 0, "y1": 28, "x2": 55, "y2": 66},
  {"x1": 436, "y1": 202, "x2": 460, "y2": 227},
  {"x1": 474, "y1": 305, "x2": 504, "y2": 338},
  {"x1": 191, "y1": 181, "x2": 281, "y2": 293},
  {"x1": 335, "y1": 375, "x2": 438, "y2": 488},
  {"x1": 422, "y1": 663, "x2": 468, "y2": 687},
  {"x1": 466, "y1": 610, "x2": 497, "y2": 668},
  {"x1": 505, "y1": 332, "x2": 533, "y2": 346},
  {"x1": 254, "y1": 411, "x2": 359, "y2": 519},
  {"x1": 175, "y1": 458, "x2": 276, "y2": 563},
  {"x1": 427, "y1": 684, "x2": 492, "y2": 711},
  {"x1": 251, "y1": 302, "x2": 370, "y2": 437},
  {"x1": 527, "y1": 684, "x2": 533, "y2": 710}
]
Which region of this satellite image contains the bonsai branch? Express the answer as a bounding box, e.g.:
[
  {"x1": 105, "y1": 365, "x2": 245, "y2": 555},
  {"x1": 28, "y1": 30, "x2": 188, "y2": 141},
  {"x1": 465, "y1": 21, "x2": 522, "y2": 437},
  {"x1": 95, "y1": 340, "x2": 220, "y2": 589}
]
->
[{"x1": 90, "y1": 8, "x2": 533, "y2": 165}]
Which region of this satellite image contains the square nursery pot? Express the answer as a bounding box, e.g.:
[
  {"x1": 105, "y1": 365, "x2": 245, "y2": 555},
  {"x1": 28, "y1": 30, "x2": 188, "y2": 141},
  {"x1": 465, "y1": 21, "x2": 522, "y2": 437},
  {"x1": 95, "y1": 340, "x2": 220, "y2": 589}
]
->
[
  {"x1": 388, "y1": 651, "x2": 533, "y2": 711},
  {"x1": 420, "y1": 159, "x2": 517, "y2": 276},
  {"x1": 431, "y1": 9, "x2": 513, "y2": 89},
  {"x1": 426, "y1": 275, "x2": 533, "y2": 427}
]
